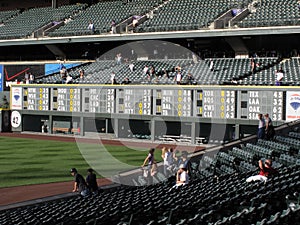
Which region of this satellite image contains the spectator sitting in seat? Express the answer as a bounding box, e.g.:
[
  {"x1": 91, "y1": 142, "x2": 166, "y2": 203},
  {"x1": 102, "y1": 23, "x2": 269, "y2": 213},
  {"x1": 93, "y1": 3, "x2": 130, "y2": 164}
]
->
[
  {"x1": 173, "y1": 164, "x2": 189, "y2": 188},
  {"x1": 121, "y1": 77, "x2": 131, "y2": 84},
  {"x1": 176, "y1": 151, "x2": 193, "y2": 179},
  {"x1": 246, "y1": 159, "x2": 278, "y2": 183}
]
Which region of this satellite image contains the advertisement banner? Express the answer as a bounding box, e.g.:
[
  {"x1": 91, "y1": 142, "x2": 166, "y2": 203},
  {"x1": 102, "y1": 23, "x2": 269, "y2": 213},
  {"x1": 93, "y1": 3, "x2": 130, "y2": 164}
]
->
[
  {"x1": 11, "y1": 87, "x2": 22, "y2": 109},
  {"x1": 286, "y1": 91, "x2": 300, "y2": 121}
]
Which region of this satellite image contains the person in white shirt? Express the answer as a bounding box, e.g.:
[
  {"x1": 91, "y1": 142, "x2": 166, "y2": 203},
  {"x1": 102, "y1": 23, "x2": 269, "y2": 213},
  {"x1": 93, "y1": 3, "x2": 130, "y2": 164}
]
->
[
  {"x1": 66, "y1": 74, "x2": 73, "y2": 84},
  {"x1": 143, "y1": 65, "x2": 149, "y2": 75},
  {"x1": 172, "y1": 164, "x2": 189, "y2": 188},
  {"x1": 175, "y1": 71, "x2": 182, "y2": 84},
  {"x1": 29, "y1": 73, "x2": 34, "y2": 84},
  {"x1": 275, "y1": 67, "x2": 284, "y2": 86},
  {"x1": 161, "y1": 147, "x2": 175, "y2": 176},
  {"x1": 87, "y1": 20, "x2": 95, "y2": 33},
  {"x1": 111, "y1": 72, "x2": 116, "y2": 84},
  {"x1": 209, "y1": 59, "x2": 214, "y2": 71},
  {"x1": 129, "y1": 62, "x2": 134, "y2": 72},
  {"x1": 25, "y1": 72, "x2": 29, "y2": 84}
]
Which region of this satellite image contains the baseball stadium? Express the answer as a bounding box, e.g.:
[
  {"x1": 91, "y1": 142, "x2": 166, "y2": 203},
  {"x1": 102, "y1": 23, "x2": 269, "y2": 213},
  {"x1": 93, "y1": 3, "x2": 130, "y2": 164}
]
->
[{"x1": 0, "y1": 0, "x2": 300, "y2": 224}]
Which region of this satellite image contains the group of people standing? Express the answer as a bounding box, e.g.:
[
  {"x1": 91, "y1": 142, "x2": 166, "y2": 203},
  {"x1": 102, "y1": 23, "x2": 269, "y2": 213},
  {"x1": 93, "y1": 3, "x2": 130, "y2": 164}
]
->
[
  {"x1": 257, "y1": 113, "x2": 275, "y2": 140},
  {"x1": 141, "y1": 147, "x2": 192, "y2": 187}
]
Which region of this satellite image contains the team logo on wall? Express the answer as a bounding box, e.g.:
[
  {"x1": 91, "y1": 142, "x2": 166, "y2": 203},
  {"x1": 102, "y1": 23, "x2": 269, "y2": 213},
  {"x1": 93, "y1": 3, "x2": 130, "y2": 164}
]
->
[
  {"x1": 286, "y1": 92, "x2": 300, "y2": 121},
  {"x1": 11, "y1": 87, "x2": 22, "y2": 109}
]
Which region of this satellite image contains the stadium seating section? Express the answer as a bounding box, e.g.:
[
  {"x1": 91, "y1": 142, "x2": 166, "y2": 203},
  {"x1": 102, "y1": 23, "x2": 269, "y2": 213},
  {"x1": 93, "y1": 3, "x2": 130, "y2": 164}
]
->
[
  {"x1": 37, "y1": 56, "x2": 300, "y2": 86},
  {"x1": 239, "y1": 0, "x2": 300, "y2": 28},
  {"x1": 0, "y1": 0, "x2": 298, "y2": 39},
  {"x1": 0, "y1": 4, "x2": 86, "y2": 39},
  {"x1": 1, "y1": 131, "x2": 300, "y2": 224}
]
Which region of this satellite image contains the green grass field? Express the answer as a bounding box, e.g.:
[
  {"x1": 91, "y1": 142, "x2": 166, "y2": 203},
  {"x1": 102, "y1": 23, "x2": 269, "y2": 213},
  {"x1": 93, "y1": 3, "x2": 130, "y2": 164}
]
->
[{"x1": 0, "y1": 136, "x2": 162, "y2": 188}]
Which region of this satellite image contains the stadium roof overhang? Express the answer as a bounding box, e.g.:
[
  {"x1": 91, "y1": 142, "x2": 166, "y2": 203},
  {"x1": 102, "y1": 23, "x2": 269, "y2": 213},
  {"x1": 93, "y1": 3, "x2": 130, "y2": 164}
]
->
[{"x1": 0, "y1": 26, "x2": 299, "y2": 47}]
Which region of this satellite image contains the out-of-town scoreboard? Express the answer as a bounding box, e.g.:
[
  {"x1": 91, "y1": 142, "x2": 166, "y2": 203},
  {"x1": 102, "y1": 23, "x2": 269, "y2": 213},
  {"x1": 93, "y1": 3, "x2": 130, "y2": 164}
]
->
[
  {"x1": 23, "y1": 87, "x2": 49, "y2": 111},
  {"x1": 11, "y1": 85, "x2": 287, "y2": 121}
]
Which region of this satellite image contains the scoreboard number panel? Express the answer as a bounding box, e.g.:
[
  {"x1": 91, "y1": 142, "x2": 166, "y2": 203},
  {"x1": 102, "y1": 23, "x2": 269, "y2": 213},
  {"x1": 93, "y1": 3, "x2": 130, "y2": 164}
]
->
[
  {"x1": 155, "y1": 89, "x2": 192, "y2": 117},
  {"x1": 83, "y1": 88, "x2": 115, "y2": 113},
  {"x1": 23, "y1": 87, "x2": 49, "y2": 110},
  {"x1": 239, "y1": 90, "x2": 283, "y2": 121},
  {"x1": 117, "y1": 88, "x2": 152, "y2": 115},
  {"x1": 51, "y1": 88, "x2": 81, "y2": 112},
  {"x1": 195, "y1": 89, "x2": 236, "y2": 118}
]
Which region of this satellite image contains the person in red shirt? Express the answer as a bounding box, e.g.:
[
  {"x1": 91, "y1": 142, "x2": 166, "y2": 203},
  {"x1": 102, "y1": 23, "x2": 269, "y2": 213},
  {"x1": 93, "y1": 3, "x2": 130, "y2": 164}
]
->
[{"x1": 246, "y1": 159, "x2": 278, "y2": 183}]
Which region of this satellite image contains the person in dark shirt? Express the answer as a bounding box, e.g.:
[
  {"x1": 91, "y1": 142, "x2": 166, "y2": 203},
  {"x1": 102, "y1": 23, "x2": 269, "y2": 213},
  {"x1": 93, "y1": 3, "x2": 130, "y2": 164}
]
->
[
  {"x1": 176, "y1": 151, "x2": 193, "y2": 179},
  {"x1": 141, "y1": 148, "x2": 155, "y2": 185},
  {"x1": 121, "y1": 77, "x2": 131, "y2": 84},
  {"x1": 70, "y1": 168, "x2": 90, "y2": 196},
  {"x1": 86, "y1": 168, "x2": 98, "y2": 195}
]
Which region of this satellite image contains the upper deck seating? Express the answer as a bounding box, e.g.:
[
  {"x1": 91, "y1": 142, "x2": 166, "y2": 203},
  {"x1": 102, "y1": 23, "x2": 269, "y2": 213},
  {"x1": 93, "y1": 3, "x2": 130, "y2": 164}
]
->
[{"x1": 239, "y1": 0, "x2": 300, "y2": 28}]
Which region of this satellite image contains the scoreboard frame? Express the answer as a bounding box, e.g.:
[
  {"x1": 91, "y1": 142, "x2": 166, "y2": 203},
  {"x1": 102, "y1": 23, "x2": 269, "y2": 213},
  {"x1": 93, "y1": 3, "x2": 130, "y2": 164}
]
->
[{"x1": 11, "y1": 84, "x2": 292, "y2": 121}]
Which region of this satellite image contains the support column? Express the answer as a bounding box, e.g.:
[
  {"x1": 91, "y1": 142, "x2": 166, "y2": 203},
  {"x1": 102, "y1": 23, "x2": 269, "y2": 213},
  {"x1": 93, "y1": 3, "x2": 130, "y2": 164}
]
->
[
  {"x1": 114, "y1": 118, "x2": 119, "y2": 138},
  {"x1": 191, "y1": 122, "x2": 196, "y2": 145},
  {"x1": 105, "y1": 118, "x2": 109, "y2": 134},
  {"x1": 80, "y1": 116, "x2": 84, "y2": 136},
  {"x1": 234, "y1": 124, "x2": 240, "y2": 139},
  {"x1": 151, "y1": 119, "x2": 155, "y2": 142},
  {"x1": 49, "y1": 115, "x2": 53, "y2": 134}
]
